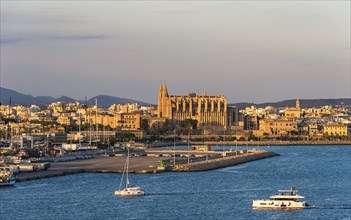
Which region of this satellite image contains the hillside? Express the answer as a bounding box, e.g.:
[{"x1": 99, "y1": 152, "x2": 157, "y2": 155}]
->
[
  {"x1": 0, "y1": 87, "x2": 150, "y2": 107},
  {"x1": 230, "y1": 98, "x2": 350, "y2": 109},
  {"x1": 1, "y1": 87, "x2": 348, "y2": 109}
]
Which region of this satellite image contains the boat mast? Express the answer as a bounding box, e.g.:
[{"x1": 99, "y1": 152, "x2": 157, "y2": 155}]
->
[
  {"x1": 86, "y1": 96, "x2": 92, "y2": 146},
  {"x1": 95, "y1": 98, "x2": 98, "y2": 142},
  {"x1": 223, "y1": 128, "x2": 225, "y2": 157},
  {"x1": 187, "y1": 130, "x2": 190, "y2": 164},
  {"x1": 126, "y1": 147, "x2": 130, "y2": 188},
  {"x1": 89, "y1": 113, "x2": 92, "y2": 146},
  {"x1": 79, "y1": 113, "x2": 81, "y2": 147},
  {"x1": 6, "y1": 97, "x2": 11, "y2": 145},
  {"x1": 173, "y1": 130, "x2": 176, "y2": 166}
]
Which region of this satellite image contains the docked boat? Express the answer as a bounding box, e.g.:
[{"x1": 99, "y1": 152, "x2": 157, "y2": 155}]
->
[
  {"x1": 252, "y1": 187, "x2": 308, "y2": 209},
  {"x1": 0, "y1": 167, "x2": 16, "y2": 186},
  {"x1": 114, "y1": 148, "x2": 145, "y2": 196}
]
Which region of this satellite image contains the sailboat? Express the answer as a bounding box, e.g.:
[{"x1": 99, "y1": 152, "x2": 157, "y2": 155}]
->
[{"x1": 114, "y1": 148, "x2": 145, "y2": 196}]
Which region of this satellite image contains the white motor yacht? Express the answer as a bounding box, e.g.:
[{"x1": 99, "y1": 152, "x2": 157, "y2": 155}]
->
[{"x1": 253, "y1": 187, "x2": 308, "y2": 209}]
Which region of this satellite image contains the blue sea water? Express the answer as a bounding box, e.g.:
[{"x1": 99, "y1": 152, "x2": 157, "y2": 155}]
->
[{"x1": 1, "y1": 145, "x2": 350, "y2": 220}]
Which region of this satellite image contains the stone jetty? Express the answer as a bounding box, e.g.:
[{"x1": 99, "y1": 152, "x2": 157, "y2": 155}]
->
[{"x1": 171, "y1": 150, "x2": 279, "y2": 172}]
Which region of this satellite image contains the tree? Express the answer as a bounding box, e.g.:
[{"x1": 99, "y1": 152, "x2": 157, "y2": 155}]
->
[
  {"x1": 248, "y1": 132, "x2": 258, "y2": 141},
  {"x1": 117, "y1": 133, "x2": 135, "y2": 142},
  {"x1": 229, "y1": 136, "x2": 237, "y2": 141},
  {"x1": 180, "y1": 119, "x2": 197, "y2": 130},
  {"x1": 141, "y1": 119, "x2": 150, "y2": 131},
  {"x1": 109, "y1": 137, "x2": 117, "y2": 145}
]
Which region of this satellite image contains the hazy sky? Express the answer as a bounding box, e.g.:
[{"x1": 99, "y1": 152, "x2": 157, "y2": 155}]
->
[{"x1": 1, "y1": 1, "x2": 350, "y2": 104}]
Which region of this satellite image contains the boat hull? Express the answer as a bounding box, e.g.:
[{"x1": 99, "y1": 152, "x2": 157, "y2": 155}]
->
[
  {"x1": 0, "y1": 179, "x2": 16, "y2": 187},
  {"x1": 114, "y1": 190, "x2": 145, "y2": 196},
  {"x1": 252, "y1": 200, "x2": 306, "y2": 209}
]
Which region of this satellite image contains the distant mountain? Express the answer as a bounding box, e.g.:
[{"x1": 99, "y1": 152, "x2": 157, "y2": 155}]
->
[
  {"x1": 57, "y1": 96, "x2": 77, "y2": 103},
  {"x1": 0, "y1": 87, "x2": 150, "y2": 107},
  {"x1": 230, "y1": 98, "x2": 351, "y2": 109},
  {"x1": 1, "y1": 87, "x2": 348, "y2": 109},
  {"x1": 34, "y1": 96, "x2": 56, "y2": 103},
  {"x1": 0, "y1": 87, "x2": 43, "y2": 105}
]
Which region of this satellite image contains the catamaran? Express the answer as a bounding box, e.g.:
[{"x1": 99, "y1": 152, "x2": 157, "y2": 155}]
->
[
  {"x1": 114, "y1": 148, "x2": 145, "y2": 196},
  {"x1": 252, "y1": 187, "x2": 308, "y2": 209}
]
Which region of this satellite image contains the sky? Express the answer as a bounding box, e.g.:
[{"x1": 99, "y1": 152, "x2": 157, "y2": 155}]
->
[{"x1": 1, "y1": 1, "x2": 350, "y2": 104}]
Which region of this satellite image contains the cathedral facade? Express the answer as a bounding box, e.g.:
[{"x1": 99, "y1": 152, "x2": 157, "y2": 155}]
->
[{"x1": 157, "y1": 83, "x2": 235, "y2": 129}]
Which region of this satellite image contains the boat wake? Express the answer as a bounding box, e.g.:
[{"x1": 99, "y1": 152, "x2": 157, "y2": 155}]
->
[
  {"x1": 307, "y1": 205, "x2": 351, "y2": 210},
  {"x1": 146, "y1": 191, "x2": 206, "y2": 196}
]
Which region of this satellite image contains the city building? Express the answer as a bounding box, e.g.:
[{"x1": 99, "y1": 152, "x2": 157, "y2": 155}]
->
[
  {"x1": 157, "y1": 83, "x2": 237, "y2": 129},
  {"x1": 284, "y1": 99, "x2": 301, "y2": 119},
  {"x1": 259, "y1": 118, "x2": 298, "y2": 136},
  {"x1": 323, "y1": 123, "x2": 348, "y2": 136}
]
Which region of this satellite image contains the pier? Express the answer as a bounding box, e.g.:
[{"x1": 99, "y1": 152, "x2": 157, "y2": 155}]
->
[{"x1": 170, "y1": 150, "x2": 279, "y2": 172}]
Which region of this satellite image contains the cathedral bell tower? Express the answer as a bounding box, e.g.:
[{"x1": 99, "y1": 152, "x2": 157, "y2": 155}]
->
[{"x1": 157, "y1": 82, "x2": 170, "y2": 118}]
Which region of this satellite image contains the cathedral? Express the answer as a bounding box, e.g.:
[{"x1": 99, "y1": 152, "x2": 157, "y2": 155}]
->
[{"x1": 157, "y1": 83, "x2": 237, "y2": 129}]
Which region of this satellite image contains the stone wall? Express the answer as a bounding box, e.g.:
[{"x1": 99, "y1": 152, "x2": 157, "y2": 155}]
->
[{"x1": 171, "y1": 150, "x2": 279, "y2": 172}]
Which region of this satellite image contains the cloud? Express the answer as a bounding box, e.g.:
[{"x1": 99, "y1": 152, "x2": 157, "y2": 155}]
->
[
  {"x1": 47, "y1": 34, "x2": 108, "y2": 41},
  {"x1": 145, "y1": 8, "x2": 200, "y2": 15},
  {"x1": 1, "y1": 34, "x2": 108, "y2": 45},
  {"x1": 1, "y1": 37, "x2": 25, "y2": 44}
]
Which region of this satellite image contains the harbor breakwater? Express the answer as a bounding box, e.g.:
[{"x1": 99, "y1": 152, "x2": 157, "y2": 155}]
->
[
  {"x1": 16, "y1": 150, "x2": 278, "y2": 182},
  {"x1": 171, "y1": 150, "x2": 279, "y2": 172}
]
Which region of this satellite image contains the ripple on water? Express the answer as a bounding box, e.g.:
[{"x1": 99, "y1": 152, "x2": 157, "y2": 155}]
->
[{"x1": 1, "y1": 146, "x2": 351, "y2": 220}]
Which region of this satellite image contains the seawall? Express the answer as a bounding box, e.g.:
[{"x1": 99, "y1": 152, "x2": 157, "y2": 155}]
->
[
  {"x1": 148, "y1": 140, "x2": 351, "y2": 148},
  {"x1": 171, "y1": 150, "x2": 279, "y2": 172}
]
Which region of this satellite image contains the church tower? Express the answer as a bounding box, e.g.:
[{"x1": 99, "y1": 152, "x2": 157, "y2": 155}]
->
[
  {"x1": 296, "y1": 99, "x2": 300, "y2": 109},
  {"x1": 157, "y1": 82, "x2": 171, "y2": 118},
  {"x1": 157, "y1": 82, "x2": 163, "y2": 117}
]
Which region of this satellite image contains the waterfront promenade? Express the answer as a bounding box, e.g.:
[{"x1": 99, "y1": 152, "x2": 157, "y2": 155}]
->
[{"x1": 148, "y1": 140, "x2": 351, "y2": 148}]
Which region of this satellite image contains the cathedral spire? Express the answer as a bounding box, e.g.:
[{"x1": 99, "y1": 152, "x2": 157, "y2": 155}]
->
[
  {"x1": 158, "y1": 82, "x2": 163, "y2": 97},
  {"x1": 163, "y1": 81, "x2": 169, "y2": 97},
  {"x1": 203, "y1": 89, "x2": 207, "y2": 96}
]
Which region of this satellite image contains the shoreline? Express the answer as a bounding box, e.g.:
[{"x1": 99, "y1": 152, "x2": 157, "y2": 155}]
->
[
  {"x1": 148, "y1": 140, "x2": 351, "y2": 148},
  {"x1": 11, "y1": 143, "x2": 350, "y2": 182}
]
